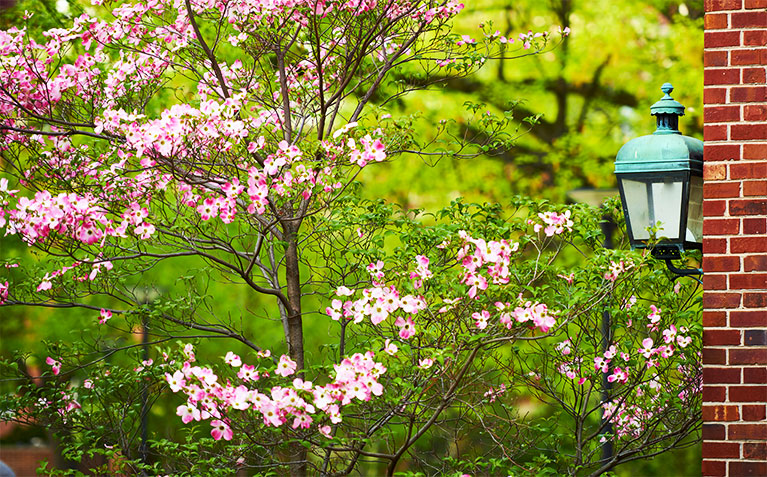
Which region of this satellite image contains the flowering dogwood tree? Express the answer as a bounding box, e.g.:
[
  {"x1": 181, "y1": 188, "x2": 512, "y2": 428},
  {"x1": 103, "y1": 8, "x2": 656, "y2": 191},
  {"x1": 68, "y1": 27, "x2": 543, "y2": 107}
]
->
[{"x1": 0, "y1": 0, "x2": 700, "y2": 475}]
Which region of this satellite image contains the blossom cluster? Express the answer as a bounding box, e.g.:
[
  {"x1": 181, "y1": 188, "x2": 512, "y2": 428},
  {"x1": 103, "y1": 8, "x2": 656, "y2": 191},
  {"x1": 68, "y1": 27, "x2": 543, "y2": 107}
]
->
[
  {"x1": 604, "y1": 259, "x2": 633, "y2": 282},
  {"x1": 457, "y1": 231, "x2": 519, "y2": 298},
  {"x1": 530, "y1": 210, "x2": 573, "y2": 237},
  {"x1": 0, "y1": 0, "x2": 467, "y2": 141},
  {"x1": 601, "y1": 398, "x2": 655, "y2": 439},
  {"x1": 166, "y1": 347, "x2": 386, "y2": 440},
  {"x1": 495, "y1": 300, "x2": 557, "y2": 333},
  {"x1": 325, "y1": 283, "x2": 427, "y2": 336},
  {"x1": 555, "y1": 308, "x2": 693, "y2": 386},
  {"x1": 551, "y1": 303, "x2": 696, "y2": 439},
  {"x1": 36, "y1": 258, "x2": 113, "y2": 292}
]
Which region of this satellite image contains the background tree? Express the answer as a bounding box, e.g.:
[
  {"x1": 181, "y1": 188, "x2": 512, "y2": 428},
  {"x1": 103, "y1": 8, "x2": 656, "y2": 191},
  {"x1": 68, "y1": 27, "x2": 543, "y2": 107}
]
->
[{"x1": 361, "y1": 0, "x2": 704, "y2": 208}]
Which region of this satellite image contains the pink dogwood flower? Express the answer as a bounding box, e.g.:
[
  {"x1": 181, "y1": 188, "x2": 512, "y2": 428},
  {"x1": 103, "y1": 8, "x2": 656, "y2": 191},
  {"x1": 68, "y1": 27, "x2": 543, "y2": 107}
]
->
[
  {"x1": 98, "y1": 308, "x2": 112, "y2": 324},
  {"x1": 46, "y1": 357, "x2": 61, "y2": 375},
  {"x1": 395, "y1": 316, "x2": 416, "y2": 339},
  {"x1": 210, "y1": 419, "x2": 233, "y2": 441},
  {"x1": 275, "y1": 355, "x2": 297, "y2": 377}
]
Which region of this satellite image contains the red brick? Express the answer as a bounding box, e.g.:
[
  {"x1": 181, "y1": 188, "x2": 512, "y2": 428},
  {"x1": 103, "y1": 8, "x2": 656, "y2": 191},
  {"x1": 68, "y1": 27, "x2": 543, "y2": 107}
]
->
[
  {"x1": 704, "y1": 217, "x2": 740, "y2": 233},
  {"x1": 743, "y1": 181, "x2": 767, "y2": 197},
  {"x1": 744, "y1": 292, "x2": 767, "y2": 307},
  {"x1": 731, "y1": 86, "x2": 767, "y2": 102},
  {"x1": 732, "y1": 12, "x2": 767, "y2": 28},
  {"x1": 730, "y1": 348, "x2": 767, "y2": 364},
  {"x1": 705, "y1": 0, "x2": 743, "y2": 10},
  {"x1": 706, "y1": 68, "x2": 742, "y2": 85},
  {"x1": 730, "y1": 199, "x2": 767, "y2": 216},
  {"x1": 704, "y1": 385, "x2": 727, "y2": 402},
  {"x1": 704, "y1": 366, "x2": 742, "y2": 383},
  {"x1": 703, "y1": 459, "x2": 726, "y2": 477},
  {"x1": 704, "y1": 405, "x2": 741, "y2": 422},
  {"x1": 743, "y1": 67, "x2": 767, "y2": 84},
  {"x1": 731, "y1": 310, "x2": 767, "y2": 327},
  {"x1": 744, "y1": 30, "x2": 767, "y2": 46},
  {"x1": 732, "y1": 49, "x2": 763, "y2": 66},
  {"x1": 706, "y1": 13, "x2": 729, "y2": 31},
  {"x1": 731, "y1": 236, "x2": 767, "y2": 252},
  {"x1": 731, "y1": 123, "x2": 767, "y2": 140},
  {"x1": 704, "y1": 200, "x2": 728, "y2": 217},
  {"x1": 744, "y1": 442, "x2": 767, "y2": 460},
  {"x1": 706, "y1": 31, "x2": 742, "y2": 48},
  {"x1": 705, "y1": 50, "x2": 729, "y2": 67},
  {"x1": 706, "y1": 144, "x2": 741, "y2": 161},
  {"x1": 705, "y1": 124, "x2": 729, "y2": 141},
  {"x1": 703, "y1": 310, "x2": 728, "y2": 326},
  {"x1": 745, "y1": 367, "x2": 767, "y2": 383},
  {"x1": 730, "y1": 386, "x2": 767, "y2": 402},
  {"x1": 704, "y1": 423, "x2": 727, "y2": 441},
  {"x1": 744, "y1": 105, "x2": 767, "y2": 122},
  {"x1": 706, "y1": 290, "x2": 743, "y2": 308},
  {"x1": 704, "y1": 217, "x2": 740, "y2": 234},
  {"x1": 730, "y1": 161, "x2": 767, "y2": 179},
  {"x1": 705, "y1": 183, "x2": 742, "y2": 199},
  {"x1": 704, "y1": 163, "x2": 728, "y2": 181},
  {"x1": 729, "y1": 461, "x2": 767, "y2": 476},
  {"x1": 743, "y1": 143, "x2": 767, "y2": 159},
  {"x1": 743, "y1": 405, "x2": 767, "y2": 421},
  {"x1": 744, "y1": 255, "x2": 767, "y2": 272},
  {"x1": 746, "y1": 0, "x2": 767, "y2": 7},
  {"x1": 742, "y1": 217, "x2": 767, "y2": 233},
  {"x1": 704, "y1": 347, "x2": 728, "y2": 364},
  {"x1": 704, "y1": 274, "x2": 728, "y2": 291},
  {"x1": 703, "y1": 256, "x2": 741, "y2": 272},
  {"x1": 730, "y1": 273, "x2": 767, "y2": 289},
  {"x1": 755, "y1": 48, "x2": 767, "y2": 65},
  {"x1": 705, "y1": 106, "x2": 740, "y2": 122},
  {"x1": 729, "y1": 423, "x2": 767, "y2": 440},
  {"x1": 703, "y1": 442, "x2": 740, "y2": 460},
  {"x1": 704, "y1": 238, "x2": 728, "y2": 255},
  {"x1": 705, "y1": 329, "x2": 743, "y2": 346},
  {"x1": 705, "y1": 88, "x2": 728, "y2": 104}
]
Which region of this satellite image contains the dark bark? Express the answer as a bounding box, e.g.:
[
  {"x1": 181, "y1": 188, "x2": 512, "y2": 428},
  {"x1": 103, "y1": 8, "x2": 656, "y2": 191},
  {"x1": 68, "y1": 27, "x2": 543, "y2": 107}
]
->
[{"x1": 283, "y1": 222, "x2": 307, "y2": 476}]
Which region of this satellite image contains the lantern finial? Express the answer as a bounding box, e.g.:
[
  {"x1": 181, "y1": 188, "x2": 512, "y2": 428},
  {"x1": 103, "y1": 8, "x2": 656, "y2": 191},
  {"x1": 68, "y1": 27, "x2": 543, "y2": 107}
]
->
[{"x1": 651, "y1": 82, "x2": 685, "y2": 134}]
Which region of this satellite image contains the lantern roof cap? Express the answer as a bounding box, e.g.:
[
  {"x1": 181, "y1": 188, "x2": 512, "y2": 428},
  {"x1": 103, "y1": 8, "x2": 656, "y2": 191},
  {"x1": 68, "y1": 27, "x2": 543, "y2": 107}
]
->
[
  {"x1": 615, "y1": 83, "x2": 702, "y2": 175},
  {"x1": 650, "y1": 83, "x2": 685, "y2": 117},
  {"x1": 615, "y1": 133, "x2": 702, "y2": 174}
]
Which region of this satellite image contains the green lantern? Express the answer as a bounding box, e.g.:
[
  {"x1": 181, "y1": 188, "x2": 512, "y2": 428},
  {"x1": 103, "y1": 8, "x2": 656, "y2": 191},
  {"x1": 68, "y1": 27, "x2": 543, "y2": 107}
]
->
[{"x1": 614, "y1": 83, "x2": 703, "y2": 261}]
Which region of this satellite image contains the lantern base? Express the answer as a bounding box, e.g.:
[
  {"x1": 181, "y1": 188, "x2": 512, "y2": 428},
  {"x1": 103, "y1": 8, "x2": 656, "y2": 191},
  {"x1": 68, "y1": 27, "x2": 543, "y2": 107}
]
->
[{"x1": 650, "y1": 246, "x2": 683, "y2": 260}]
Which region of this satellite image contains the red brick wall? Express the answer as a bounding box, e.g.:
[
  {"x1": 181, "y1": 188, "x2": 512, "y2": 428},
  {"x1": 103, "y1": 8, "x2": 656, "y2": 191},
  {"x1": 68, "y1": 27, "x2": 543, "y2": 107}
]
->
[
  {"x1": 703, "y1": 0, "x2": 767, "y2": 475},
  {"x1": 0, "y1": 446, "x2": 56, "y2": 476}
]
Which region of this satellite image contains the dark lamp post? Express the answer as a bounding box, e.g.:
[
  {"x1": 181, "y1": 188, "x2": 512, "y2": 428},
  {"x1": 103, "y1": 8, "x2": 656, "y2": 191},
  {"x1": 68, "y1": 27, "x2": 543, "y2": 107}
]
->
[
  {"x1": 614, "y1": 83, "x2": 703, "y2": 277},
  {"x1": 134, "y1": 286, "x2": 160, "y2": 474}
]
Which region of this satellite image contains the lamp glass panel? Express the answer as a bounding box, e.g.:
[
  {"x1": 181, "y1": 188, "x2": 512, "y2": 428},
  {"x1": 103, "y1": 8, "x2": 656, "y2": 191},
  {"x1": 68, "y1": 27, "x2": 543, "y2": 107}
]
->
[
  {"x1": 650, "y1": 180, "x2": 683, "y2": 240},
  {"x1": 621, "y1": 177, "x2": 684, "y2": 241},
  {"x1": 621, "y1": 178, "x2": 651, "y2": 240},
  {"x1": 686, "y1": 175, "x2": 703, "y2": 243}
]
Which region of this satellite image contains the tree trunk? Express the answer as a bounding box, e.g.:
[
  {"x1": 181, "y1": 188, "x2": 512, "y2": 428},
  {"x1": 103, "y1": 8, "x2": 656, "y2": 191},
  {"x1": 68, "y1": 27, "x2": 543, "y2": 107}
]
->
[{"x1": 283, "y1": 225, "x2": 307, "y2": 476}]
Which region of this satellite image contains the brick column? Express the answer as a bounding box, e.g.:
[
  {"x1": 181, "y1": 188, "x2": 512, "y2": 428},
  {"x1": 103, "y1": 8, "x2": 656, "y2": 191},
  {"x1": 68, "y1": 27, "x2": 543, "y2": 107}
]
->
[{"x1": 703, "y1": 1, "x2": 767, "y2": 475}]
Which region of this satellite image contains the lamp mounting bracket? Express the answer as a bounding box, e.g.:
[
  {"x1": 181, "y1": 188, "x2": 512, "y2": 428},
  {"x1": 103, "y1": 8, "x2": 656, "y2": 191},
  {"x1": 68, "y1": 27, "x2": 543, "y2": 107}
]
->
[{"x1": 663, "y1": 258, "x2": 703, "y2": 284}]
